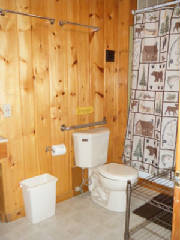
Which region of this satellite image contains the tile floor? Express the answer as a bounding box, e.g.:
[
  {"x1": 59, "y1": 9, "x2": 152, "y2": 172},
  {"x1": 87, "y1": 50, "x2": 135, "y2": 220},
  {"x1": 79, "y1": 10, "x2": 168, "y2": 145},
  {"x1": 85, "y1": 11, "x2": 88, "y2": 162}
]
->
[{"x1": 0, "y1": 193, "x2": 168, "y2": 240}]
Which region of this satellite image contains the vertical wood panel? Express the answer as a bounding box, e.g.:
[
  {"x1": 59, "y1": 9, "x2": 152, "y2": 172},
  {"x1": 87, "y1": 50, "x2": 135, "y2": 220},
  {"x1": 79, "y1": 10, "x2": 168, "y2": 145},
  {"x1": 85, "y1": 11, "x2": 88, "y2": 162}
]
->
[
  {"x1": 104, "y1": 0, "x2": 119, "y2": 162},
  {"x1": 117, "y1": 0, "x2": 137, "y2": 161},
  {"x1": 0, "y1": 0, "x2": 24, "y2": 215},
  {"x1": 31, "y1": 0, "x2": 52, "y2": 174},
  {"x1": 89, "y1": 0, "x2": 104, "y2": 122},
  {"x1": 47, "y1": 0, "x2": 71, "y2": 196},
  {"x1": 66, "y1": 0, "x2": 80, "y2": 190},
  {"x1": 78, "y1": 0, "x2": 90, "y2": 125},
  {"x1": 16, "y1": 0, "x2": 38, "y2": 179}
]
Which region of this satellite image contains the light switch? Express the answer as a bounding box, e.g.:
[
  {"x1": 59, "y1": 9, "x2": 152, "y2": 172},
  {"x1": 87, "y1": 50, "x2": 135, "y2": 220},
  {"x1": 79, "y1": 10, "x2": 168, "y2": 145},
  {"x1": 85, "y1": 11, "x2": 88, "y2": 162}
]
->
[{"x1": 3, "y1": 104, "x2": 11, "y2": 118}]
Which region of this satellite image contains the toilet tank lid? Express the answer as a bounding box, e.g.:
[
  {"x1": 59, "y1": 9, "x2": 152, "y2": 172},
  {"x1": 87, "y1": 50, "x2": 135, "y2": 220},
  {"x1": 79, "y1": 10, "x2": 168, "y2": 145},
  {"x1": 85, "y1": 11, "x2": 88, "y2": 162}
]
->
[
  {"x1": 73, "y1": 127, "x2": 110, "y2": 136},
  {"x1": 97, "y1": 163, "x2": 138, "y2": 180}
]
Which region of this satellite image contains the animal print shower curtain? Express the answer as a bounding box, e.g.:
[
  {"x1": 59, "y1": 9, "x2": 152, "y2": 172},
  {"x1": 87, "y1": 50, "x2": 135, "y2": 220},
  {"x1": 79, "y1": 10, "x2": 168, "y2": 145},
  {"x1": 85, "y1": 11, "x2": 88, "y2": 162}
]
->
[{"x1": 123, "y1": 6, "x2": 180, "y2": 175}]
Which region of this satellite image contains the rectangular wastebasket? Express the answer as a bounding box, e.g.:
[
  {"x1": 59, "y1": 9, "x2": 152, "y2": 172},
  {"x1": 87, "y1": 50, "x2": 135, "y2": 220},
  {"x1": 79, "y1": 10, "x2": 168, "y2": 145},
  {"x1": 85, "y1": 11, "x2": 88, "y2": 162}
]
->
[{"x1": 20, "y1": 174, "x2": 58, "y2": 224}]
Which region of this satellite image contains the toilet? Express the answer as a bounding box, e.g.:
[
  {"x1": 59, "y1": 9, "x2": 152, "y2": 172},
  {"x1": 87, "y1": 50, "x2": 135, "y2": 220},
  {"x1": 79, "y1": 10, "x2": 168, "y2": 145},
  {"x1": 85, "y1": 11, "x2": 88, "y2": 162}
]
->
[{"x1": 73, "y1": 127, "x2": 138, "y2": 212}]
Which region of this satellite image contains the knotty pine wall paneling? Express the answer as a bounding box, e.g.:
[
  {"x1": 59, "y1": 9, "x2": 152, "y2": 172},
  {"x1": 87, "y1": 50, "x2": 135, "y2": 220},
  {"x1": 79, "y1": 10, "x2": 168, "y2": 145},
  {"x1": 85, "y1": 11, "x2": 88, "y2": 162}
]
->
[
  {"x1": 66, "y1": 0, "x2": 81, "y2": 194},
  {"x1": 31, "y1": 1, "x2": 52, "y2": 175},
  {"x1": 48, "y1": 0, "x2": 72, "y2": 199},
  {"x1": 117, "y1": 0, "x2": 137, "y2": 162},
  {"x1": 17, "y1": 0, "x2": 39, "y2": 179},
  {"x1": 0, "y1": 0, "x2": 24, "y2": 219},
  {"x1": 0, "y1": 0, "x2": 136, "y2": 221},
  {"x1": 89, "y1": 0, "x2": 104, "y2": 123},
  {"x1": 104, "y1": 0, "x2": 119, "y2": 162}
]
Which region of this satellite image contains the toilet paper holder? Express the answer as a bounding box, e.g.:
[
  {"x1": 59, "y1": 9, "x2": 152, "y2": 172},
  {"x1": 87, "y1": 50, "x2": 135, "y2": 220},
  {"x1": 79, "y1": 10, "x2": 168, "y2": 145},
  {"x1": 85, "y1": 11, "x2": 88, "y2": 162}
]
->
[
  {"x1": 45, "y1": 146, "x2": 53, "y2": 153},
  {"x1": 45, "y1": 144, "x2": 66, "y2": 156}
]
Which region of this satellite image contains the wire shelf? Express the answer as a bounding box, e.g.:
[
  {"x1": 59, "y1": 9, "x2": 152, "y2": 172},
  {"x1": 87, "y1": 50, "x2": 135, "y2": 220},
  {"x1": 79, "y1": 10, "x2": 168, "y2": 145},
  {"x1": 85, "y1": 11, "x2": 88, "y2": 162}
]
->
[
  {"x1": 131, "y1": 170, "x2": 174, "y2": 213},
  {"x1": 125, "y1": 169, "x2": 174, "y2": 240},
  {"x1": 130, "y1": 217, "x2": 172, "y2": 240}
]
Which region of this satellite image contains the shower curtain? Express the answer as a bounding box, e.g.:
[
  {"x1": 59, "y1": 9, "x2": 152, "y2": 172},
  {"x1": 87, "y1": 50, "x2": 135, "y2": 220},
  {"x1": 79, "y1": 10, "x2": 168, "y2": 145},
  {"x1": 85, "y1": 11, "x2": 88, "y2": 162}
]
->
[{"x1": 123, "y1": 6, "x2": 180, "y2": 175}]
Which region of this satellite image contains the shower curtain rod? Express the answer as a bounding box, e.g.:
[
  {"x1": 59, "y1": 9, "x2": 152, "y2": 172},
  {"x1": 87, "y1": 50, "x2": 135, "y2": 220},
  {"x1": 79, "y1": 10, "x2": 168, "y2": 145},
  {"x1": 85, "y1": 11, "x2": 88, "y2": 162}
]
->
[
  {"x1": 0, "y1": 8, "x2": 55, "y2": 24},
  {"x1": 59, "y1": 20, "x2": 100, "y2": 32},
  {"x1": 132, "y1": 0, "x2": 180, "y2": 15}
]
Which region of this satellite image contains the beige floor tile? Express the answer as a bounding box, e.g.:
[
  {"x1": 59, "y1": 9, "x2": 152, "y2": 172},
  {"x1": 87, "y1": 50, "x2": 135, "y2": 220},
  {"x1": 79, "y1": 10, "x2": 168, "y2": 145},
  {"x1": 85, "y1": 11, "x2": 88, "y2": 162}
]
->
[{"x1": 0, "y1": 192, "x2": 162, "y2": 240}]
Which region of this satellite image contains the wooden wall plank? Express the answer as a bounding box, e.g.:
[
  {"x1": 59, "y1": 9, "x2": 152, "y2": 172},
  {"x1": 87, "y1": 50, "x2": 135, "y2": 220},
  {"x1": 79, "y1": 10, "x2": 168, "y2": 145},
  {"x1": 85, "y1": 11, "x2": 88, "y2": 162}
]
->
[
  {"x1": 0, "y1": 164, "x2": 5, "y2": 216},
  {"x1": 78, "y1": 0, "x2": 90, "y2": 125},
  {"x1": 0, "y1": 143, "x2": 7, "y2": 159},
  {"x1": 31, "y1": 0, "x2": 52, "y2": 174},
  {"x1": 104, "y1": 0, "x2": 119, "y2": 162},
  {"x1": 89, "y1": 0, "x2": 104, "y2": 122},
  {"x1": 47, "y1": 0, "x2": 72, "y2": 197},
  {"x1": 117, "y1": 0, "x2": 137, "y2": 162},
  {"x1": 16, "y1": 0, "x2": 38, "y2": 179},
  {"x1": 0, "y1": 0, "x2": 25, "y2": 216},
  {"x1": 66, "y1": 0, "x2": 81, "y2": 192}
]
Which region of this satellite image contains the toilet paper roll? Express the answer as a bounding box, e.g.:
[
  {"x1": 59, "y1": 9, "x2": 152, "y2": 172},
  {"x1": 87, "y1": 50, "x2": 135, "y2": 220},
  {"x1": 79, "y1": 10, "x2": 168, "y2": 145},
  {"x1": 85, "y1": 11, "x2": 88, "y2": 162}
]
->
[{"x1": 52, "y1": 144, "x2": 66, "y2": 156}]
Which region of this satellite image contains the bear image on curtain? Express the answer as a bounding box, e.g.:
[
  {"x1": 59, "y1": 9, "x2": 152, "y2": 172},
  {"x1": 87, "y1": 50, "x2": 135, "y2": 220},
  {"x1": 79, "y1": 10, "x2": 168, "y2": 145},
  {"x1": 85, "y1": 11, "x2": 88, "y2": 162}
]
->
[{"x1": 123, "y1": 6, "x2": 180, "y2": 175}]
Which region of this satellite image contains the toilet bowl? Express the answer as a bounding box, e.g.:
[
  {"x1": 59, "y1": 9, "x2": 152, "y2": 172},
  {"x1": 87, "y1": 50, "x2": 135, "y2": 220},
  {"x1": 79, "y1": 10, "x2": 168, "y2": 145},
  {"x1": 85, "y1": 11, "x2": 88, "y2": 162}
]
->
[
  {"x1": 90, "y1": 163, "x2": 138, "y2": 212},
  {"x1": 73, "y1": 127, "x2": 138, "y2": 212}
]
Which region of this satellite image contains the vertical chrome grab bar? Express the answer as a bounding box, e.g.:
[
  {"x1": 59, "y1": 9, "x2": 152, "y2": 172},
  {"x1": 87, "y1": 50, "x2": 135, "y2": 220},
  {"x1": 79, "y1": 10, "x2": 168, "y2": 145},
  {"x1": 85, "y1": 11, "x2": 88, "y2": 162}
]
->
[{"x1": 60, "y1": 117, "x2": 107, "y2": 131}]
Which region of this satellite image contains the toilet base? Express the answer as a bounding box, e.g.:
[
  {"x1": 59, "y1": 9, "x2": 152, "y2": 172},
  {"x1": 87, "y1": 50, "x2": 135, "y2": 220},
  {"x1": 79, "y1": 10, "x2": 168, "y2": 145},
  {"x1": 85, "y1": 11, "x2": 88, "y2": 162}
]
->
[{"x1": 91, "y1": 189, "x2": 127, "y2": 212}]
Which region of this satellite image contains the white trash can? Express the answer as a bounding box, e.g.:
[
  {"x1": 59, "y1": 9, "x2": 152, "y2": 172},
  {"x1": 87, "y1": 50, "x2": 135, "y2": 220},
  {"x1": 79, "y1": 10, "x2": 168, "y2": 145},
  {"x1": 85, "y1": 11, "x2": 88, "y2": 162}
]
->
[{"x1": 20, "y1": 174, "x2": 58, "y2": 224}]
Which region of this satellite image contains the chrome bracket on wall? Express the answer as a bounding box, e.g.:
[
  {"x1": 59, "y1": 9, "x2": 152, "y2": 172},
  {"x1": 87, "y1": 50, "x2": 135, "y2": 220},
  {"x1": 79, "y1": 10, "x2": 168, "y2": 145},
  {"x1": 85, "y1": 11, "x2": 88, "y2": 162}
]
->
[{"x1": 61, "y1": 117, "x2": 107, "y2": 131}]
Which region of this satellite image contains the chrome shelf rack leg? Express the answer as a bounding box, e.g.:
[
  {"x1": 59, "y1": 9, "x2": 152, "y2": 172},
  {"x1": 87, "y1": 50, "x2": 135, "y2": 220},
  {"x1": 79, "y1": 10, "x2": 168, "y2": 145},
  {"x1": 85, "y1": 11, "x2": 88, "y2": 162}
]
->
[{"x1": 124, "y1": 180, "x2": 132, "y2": 240}]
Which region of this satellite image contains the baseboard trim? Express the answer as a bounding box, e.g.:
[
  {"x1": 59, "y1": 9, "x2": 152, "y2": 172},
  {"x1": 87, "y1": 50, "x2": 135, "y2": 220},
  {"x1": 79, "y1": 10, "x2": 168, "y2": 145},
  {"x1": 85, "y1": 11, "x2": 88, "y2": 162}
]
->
[{"x1": 56, "y1": 190, "x2": 73, "y2": 202}]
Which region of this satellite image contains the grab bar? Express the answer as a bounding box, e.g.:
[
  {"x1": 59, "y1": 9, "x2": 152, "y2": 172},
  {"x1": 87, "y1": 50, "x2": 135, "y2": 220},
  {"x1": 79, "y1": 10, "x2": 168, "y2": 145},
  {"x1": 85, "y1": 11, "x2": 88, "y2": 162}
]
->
[{"x1": 61, "y1": 117, "x2": 107, "y2": 131}]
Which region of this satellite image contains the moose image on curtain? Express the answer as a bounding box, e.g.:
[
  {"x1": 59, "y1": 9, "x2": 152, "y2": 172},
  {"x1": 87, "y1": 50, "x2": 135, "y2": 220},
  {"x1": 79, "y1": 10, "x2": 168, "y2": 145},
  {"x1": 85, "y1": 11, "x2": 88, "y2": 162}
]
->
[{"x1": 123, "y1": 6, "x2": 180, "y2": 175}]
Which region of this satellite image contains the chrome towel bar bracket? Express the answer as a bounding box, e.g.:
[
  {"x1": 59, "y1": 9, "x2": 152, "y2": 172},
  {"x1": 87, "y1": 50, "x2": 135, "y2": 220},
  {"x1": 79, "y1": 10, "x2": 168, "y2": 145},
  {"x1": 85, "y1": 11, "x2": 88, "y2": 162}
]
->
[{"x1": 61, "y1": 117, "x2": 107, "y2": 131}]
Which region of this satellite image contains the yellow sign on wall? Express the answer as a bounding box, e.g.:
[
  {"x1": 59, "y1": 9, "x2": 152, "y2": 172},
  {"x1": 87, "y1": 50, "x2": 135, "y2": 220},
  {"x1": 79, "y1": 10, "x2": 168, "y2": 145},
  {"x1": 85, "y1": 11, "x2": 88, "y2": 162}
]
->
[{"x1": 76, "y1": 106, "x2": 94, "y2": 115}]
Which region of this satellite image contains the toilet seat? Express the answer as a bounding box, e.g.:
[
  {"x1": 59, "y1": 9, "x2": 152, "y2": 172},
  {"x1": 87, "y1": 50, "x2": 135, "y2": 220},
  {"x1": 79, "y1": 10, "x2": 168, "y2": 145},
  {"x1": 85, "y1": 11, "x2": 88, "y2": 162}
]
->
[{"x1": 97, "y1": 163, "x2": 138, "y2": 181}]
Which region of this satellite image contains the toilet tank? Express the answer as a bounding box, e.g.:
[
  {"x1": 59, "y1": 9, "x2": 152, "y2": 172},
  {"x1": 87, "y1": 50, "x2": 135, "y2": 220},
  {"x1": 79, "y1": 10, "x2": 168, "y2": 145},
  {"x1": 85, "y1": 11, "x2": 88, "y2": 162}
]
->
[{"x1": 73, "y1": 127, "x2": 110, "y2": 168}]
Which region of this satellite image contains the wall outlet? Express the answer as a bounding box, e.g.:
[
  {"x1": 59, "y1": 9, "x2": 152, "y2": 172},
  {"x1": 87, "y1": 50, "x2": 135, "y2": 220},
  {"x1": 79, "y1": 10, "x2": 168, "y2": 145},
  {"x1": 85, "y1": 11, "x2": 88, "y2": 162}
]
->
[{"x1": 2, "y1": 104, "x2": 11, "y2": 118}]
